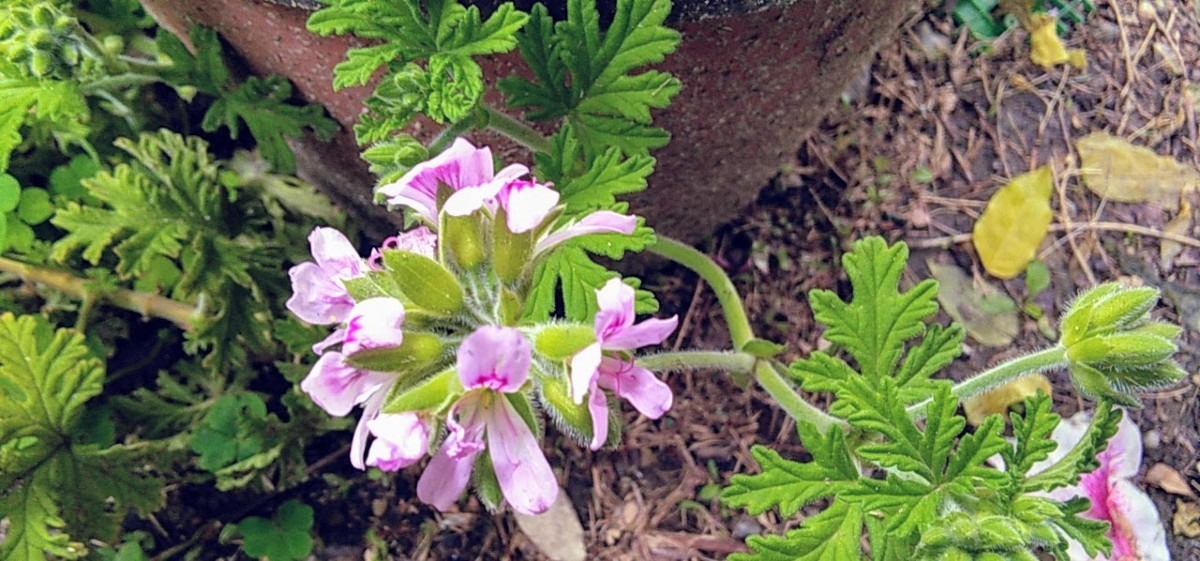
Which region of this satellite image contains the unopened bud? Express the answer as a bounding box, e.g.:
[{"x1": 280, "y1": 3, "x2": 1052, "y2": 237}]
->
[{"x1": 381, "y1": 249, "x2": 464, "y2": 316}]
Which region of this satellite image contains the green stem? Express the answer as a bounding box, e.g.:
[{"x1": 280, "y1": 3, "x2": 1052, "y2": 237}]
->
[
  {"x1": 0, "y1": 256, "x2": 200, "y2": 330},
  {"x1": 81, "y1": 73, "x2": 163, "y2": 94},
  {"x1": 906, "y1": 346, "x2": 1068, "y2": 419},
  {"x1": 758, "y1": 360, "x2": 844, "y2": 432},
  {"x1": 482, "y1": 106, "x2": 552, "y2": 154},
  {"x1": 428, "y1": 117, "x2": 476, "y2": 156},
  {"x1": 637, "y1": 350, "x2": 756, "y2": 374},
  {"x1": 650, "y1": 236, "x2": 755, "y2": 348}
]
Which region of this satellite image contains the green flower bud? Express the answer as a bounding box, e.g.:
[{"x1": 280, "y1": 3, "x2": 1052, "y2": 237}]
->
[
  {"x1": 383, "y1": 368, "x2": 461, "y2": 414},
  {"x1": 493, "y1": 206, "x2": 532, "y2": 285},
  {"x1": 59, "y1": 44, "x2": 79, "y2": 67},
  {"x1": 102, "y1": 35, "x2": 125, "y2": 55},
  {"x1": 1068, "y1": 363, "x2": 1142, "y2": 407},
  {"x1": 441, "y1": 213, "x2": 484, "y2": 269},
  {"x1": 533, "y1": 324, "x2": 596, "y2": 361},
  {"x1": 29, "y1": 50, "x2": 54, "y2": 77},
  {"x1": 1088, "y1": 285, "x2": 1157, "y2": 331},
  {"x1": 344, "y1": 331, "x2": 444, "y2": 375},
  {"x1": 31, "y1": 5, "x2": 57, "y2": 28},
  {"x1": 27, "y1": 28, "x2": 53, "y2": 50},
  {"x1": 1060, "y1": 283, "x2": 1121, "y2": 346},
  {"x1": 1066, "y1": 332, "x2": 1177, "y2": 368},
  {"x1": 498, "y1": 286, "x2": 522, "y2": 326},
  {"x1": 381, "y1": 249, "x2": 464, "y2": 316}
]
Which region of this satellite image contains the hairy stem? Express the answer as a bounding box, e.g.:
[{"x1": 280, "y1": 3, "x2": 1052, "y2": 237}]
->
[
  {"x1": 428, "y1": 117, "x2": 476, "y2": 156},
  {"x1": 650, "y1": 236, "x2": 755, "y2": 348},
  {"x1": 482, "y1": 106, "x2": 552, "y2": 154},
  {"x1": 637, "y1": 350, "x2": 757, "y2": 374},
  {"x1": 759, "y1": 360, "x2": 845, "y2": 432},
  {"x1": 0, "y1": 256, "x2": 199, "y2": 330},
  {"x1": 907, "y1": 346, "x2": 1068, "y2": 419}
]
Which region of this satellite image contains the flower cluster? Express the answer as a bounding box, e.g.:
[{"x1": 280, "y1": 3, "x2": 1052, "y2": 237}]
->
[{"x1": 286, "y1": 139, "x2": 676, "y2": 515}]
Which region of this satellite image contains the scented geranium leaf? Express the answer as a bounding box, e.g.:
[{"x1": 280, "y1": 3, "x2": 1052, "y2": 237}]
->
[
  {"x1": 722, "y1": 424, "x2": 858, "y2": 517},
  {"x1": 0, "y1": 314, "x2": 165, "y2": 559},
  {"x1": 893, "y1": 323, "x2": 963, "y2": 403},
  {"x1": 155, "y1": 26, "x2": 229, "y2": 96},
  {"x1": 557, "y1": 147, "x2": 654, "y2": 213},
  {"x1": 332, "y1": 44, "x2": 405, "y2": 89},
  {"x1": 1005, "y1": 392, "x2": 1060, "y2": 477},
  {"x1": 730, "y1": 499, "x2": 863, "y2": 561},
  {"x1": 202, "y1": 76, "x2": 337, "y2": 173},
  {"x1": 0, "y1": 78, "x2": 88, "y2": 173},
  {"x1": 500, "y1": 0, "x2": 681, "y2": 157},
  {"x1": 525, "y1": 221, "x2": 656, "y2": 320},
  {"x1": 1054, "y1": 496, "x2": 1114, "y2": 558},
  {"x1": 1024, "y1": 400, "x2": 1120, "y2": 493},
  {"x1": 808, "y1": 237, "x2": 939, "y2": 381}
]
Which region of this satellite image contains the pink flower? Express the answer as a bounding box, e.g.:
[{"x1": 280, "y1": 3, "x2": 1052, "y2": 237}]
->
[
  {"x1": 365, "y1": 412, "x2": 432, "y2": 472},
  {"x1": 534, "y1": 211, "x2": 638, "y2": 257},
  {"x1": 341, "y1": 297, "x2": 405, "y2": 356},
  {"x1": 300, "y1": 351, "x2": 392, "y2": 418},
  {"x1": 369, "y1": 226, "x2": 439, "y2": 268},
  {"x1": 570, "y1": 278, "x2": 678, "y2": 449},
  {"x1": 416, "y1": 326, "x2": 558, "y2": 515},
  {"x1": 1040, "y1": 411, "x2": 1168, "y2": 561},
  {"x1": 377, "y1": 138, "x2": 528, "y2": 224},
  {"x1": 443, "y1": 178, "x2": 560, "y2": 234},
  {"x1": 286, "y1": 227, "x2": 366, "y2": 325}
]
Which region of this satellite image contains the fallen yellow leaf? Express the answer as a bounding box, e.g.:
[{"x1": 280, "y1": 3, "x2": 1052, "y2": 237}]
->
[
  {"x1": 1160, "y1": 198, "x2": 1193, "y2": 269},
  {"x1": 1174, "y1": 500, "x2": 1200, "y2": 538},
  {"x1": 973, "y1": 166, "x2": 1054, "y2": 279},
  {"x1": 964, "y1": 374, "x2": 1052, "y2": 426},
  {"x1": 1076, "y1": 132, "x2": 1200, "y2": 210},
  {"x1": 1030, "y1": 13, "x2": 1070, "y2": 68}
]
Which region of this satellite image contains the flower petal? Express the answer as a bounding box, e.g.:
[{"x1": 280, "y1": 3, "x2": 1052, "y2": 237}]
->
[
  {"x1": 457, "y1": 326, "x2": 532, "y2": 392},
  {"x1": 286, "y1": 262, "x2": 354, "y2": 325},
  {"x1": 342, "y1": 297, "x2": 406, "y2": 356},
  {"x1": 602, "y1": 316, "x2": 679, "y2": 351},
  {"x1": 597, "y1": 357, "x2": 673, "y2": 419},
  {"x1": 311, "y1": 326, "x2": 345, "y2": 355},
  {"x1": 365, "y1": 412, "x2": 430, "y2": 472},
  {"x1": 594, "y1": 277, "x2": 635, "y2": 338},
  {"x1": 300, "y1": 352, "x2": 389, "y2": 417},
  {"x1": 569, "y1": 343, "x2": 602, "y2": 404},
  {"x1": 587, "y1": 385, "x2": 609, "y2": 450},
  {"x1": 1108, "y1": 479, "x2": 1170, "y2": 561},
  {"x1": 309, "y1": 227, "x2": 365, "y2": 280},
  {"x1": 350, "y1": 391, "x2": 386, "y2": 470},
  {"x1": 499, "y1": 180, "x2": 559, "y2": 234},
  {"x1": 486, "y1": 396, "x2": 559, "y2": 515},
  {"x1": 388, "y1": 226, "x2": 439, "y2": 258},
  {"x1": 416, "y1": 438, "x2": 479, "y2": 511},
  {"x1": 534, "y1": 211, "x2": 637, "y2": 255},
  {"x1": 378, "y1": 138, "x2": 498, "y2": 222}
]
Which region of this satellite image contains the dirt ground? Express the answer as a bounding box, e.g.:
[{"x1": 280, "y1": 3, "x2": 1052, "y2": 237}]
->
[{"x1": 288, "y1": 1, "x2": 1200, "y2": 559}]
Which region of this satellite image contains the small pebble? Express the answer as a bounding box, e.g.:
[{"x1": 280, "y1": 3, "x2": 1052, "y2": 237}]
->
[
  {"x1": 1143, "y1": 429, "x2": 1161, "y2": 449},
  {"x1": 732, "y1": 516, "x2": 763, "y2": 540}
]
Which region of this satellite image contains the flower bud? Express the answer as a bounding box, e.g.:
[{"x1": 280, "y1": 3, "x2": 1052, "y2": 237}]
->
[
  {"x1": 493, "y1": 206, "x2": 532, "y2": 285},
  {"x1": 345, "y1": 332, "x2": 444, "y2": 376},
  {"x1": 381, "y1": 249, "x2": 464, "y2": 316},
  {"x1": 383, "y1": 368, "x2": 461, "y2": 414},
  {"x1": 441, "y1": 213, "x2": 484, "y2": 269},
  {"x1": 1066, "y1": 333, "x2": 1177, "y2": 369},
  {"x1": 532, "y1": 324, "x2": 596, "y2": 361},
  {"x1": 29, "y1": 50, "x2": 54, "y2": 77}
]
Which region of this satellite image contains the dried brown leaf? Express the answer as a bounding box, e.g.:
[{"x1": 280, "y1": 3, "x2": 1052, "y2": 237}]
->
[
  {"x1": 928, "y1": 261, "x2": 1020, "y2": 346},
  {"x1": 1147, "y1": 463, "x2": 1198, "y2": 499},
  {"x1": 513, "y1": 488, "x2": 587, "y2": 561}
]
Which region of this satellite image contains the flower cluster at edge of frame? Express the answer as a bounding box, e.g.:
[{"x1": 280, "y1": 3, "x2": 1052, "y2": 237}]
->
[{"x1": 285, "y1": 138, "x2": 679, "y2": 516}]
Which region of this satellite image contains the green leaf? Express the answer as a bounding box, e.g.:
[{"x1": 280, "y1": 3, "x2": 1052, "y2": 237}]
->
[
  {"x1": 0, "y1": 173, "x2": 20, "y2": 212},
  {"x1": 499, "y1": 0, "x2": 681, "y2": 158},
  {"x1": 557, "y1": 146, "x2": 655, "y2": 213},
  {"x1": 731, "y1": 500, "x2": 863, "y2": 561},
  {"x1": 722, "y1": 425, "x2": 858, "y2": 517},
  {"x1": 382, "y1": 249, "x2": 464, "y2": 315},
  {"x1": 237, "y1": 499, "x2": 314, "y2": 561},
  {"x1": 525, "y1": 221, "x2": 655, "y2": 320},
  {"x1": 1004, "y1": 392, "x2": 1060, "y2": 477},
  {"x1": 1024, "y1": 400, "x2": 1120, "y2": 492},
  {"x1": 190, "y1": 394, "x2": 267, "y2": 471},
  {"x1": 201, "y1": 76, "x2": 337, "y2": 174},
  {"x1": 17, "y1": 187, "x2": 52, "y2": 225},
  {"x1": 156, "y1": 26, "x2": 229, "y2": 96},
  {"x1": 0, "y1": 78, "x2": 88, "y2": 172},
  {"x1": 808, "y1": 238, "x2": 939, "y2": 380},
  {"x1": 48, "y1": 155, "x2": 99, "y2": 200}
]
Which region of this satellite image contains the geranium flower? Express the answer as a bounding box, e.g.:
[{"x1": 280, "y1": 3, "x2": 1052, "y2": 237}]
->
[
  {"x1": 1040, "y1": 410, "x2": 1169, "y2": 561},
  {"x1": 570, "y1": 278, "x2": 678, "y2": 449},
  {"x1": 443, "y1": 177, "x2": 560, "y2": 234},
  {"x1": 377, "y1": 138, "x2": 527, "y2": 224},
  {"x1": 369, "y1": 226, "x2": 439, "y2": 268},
  {"x1": 286, "y1": 227, "x2": 367, "y2": 326},
  {"x1": 533, "y1": 211, "x2": 638, "y2": 257},
  {"x1": 416, "y1": 326, "x2": 558, "y2": 515},
  {"x1": 364, "y1": 412, "x2": 432, "y2": 472}
]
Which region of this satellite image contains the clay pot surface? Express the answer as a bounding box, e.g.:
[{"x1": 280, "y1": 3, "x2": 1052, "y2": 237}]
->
[{"x1": 141, "y1": 0, "x2": 920, "y2": 242}]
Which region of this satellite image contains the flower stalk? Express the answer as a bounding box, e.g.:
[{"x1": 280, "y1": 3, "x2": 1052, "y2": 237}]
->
[
  {"x1": 907, "y1": 346, "x2": 1067, "y2": 419},
  {"x1": 0, "y1": 255, "x2": 199, "y2": 330},
  {"x1": 649, "y1": 236, "x2": 755, "y2": 349},
  {"x1": 482, "y1": 106, "x2": 552, "y2": 154}
]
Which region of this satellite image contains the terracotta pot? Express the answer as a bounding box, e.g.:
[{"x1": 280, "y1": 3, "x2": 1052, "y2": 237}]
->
[{"x1": 141, "y1": 0, "x2": 921, "y2": 242}]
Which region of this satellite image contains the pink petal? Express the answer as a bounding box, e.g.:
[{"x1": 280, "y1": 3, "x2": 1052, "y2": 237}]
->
[
  {"x1": 442, "y1": 182, "x2": 501, "y2": 217},
  {"x1": 587, "y1": 384, "x2": 609, "y2": 450},
  {"x1": 388, "y1": 226, "x2": 439, "y2": 259},
  {"x1": 1107, "y1": 479, "x2": 1169, "y2": 561},
  {"x1": 309, "y1": 227, "x2": 365, "y2": 280},
  {"x1": 416, "y1": 438, "x2": 480, "y2": 511},
  {"x1": 286, "y1": 262, "x2": 354, "y2": 325},
  {"x1": 569, "y1": 343, "x2": 603, "y2": 404},
  {"x1": 365, "y1": 412, "x2": 430, "y2": 472},
  {"x1": 499, "y1": 180, "x2": 559, "y2": 234},
  {"x1": 1097, "y1": 411, "x2": 1143, "y2": 480},
  {"x1": 457, "y1": 326, "x2": 532, "y2": 392},
  {"x1": 378, "y1": 138, "x2": 499, "y2": 222},
  {"x1": 597, "y1": 357, "x2": 673, "y2": 419},
  {"x1": 350, "y1": 391, "x2": 386, "y2": 470},
  {"x1": 311, "y1": 326, "x2": 346, "y2": 355},
  {"x1": 486, "y1": 396, "x2": 558, "y2": 515},
  {"x1": 603, "y1": 317, "x2": 679, "y2": 351},
  {"x1": 342, "y1": 297, "x2": 406, "y2": 356},
  {"x1": 593, "y1": 277, "x2": 635, "y2": 337},
  {"x1": 444, "y1": 393, "x2": 488, "y2": 460},
  {"x1": 300, "y1": 352, "x2": 389, "y2": 417},
  {"x1": 534, "y1": 211, "x2": 637, "y2": 255}
]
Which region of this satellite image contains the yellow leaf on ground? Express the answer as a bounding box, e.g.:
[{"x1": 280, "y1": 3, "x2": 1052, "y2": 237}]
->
[
  {"x1": 928, "y1": 261, "x2": 1020, "y2": 347},
  {"x1": 1076, "y1": 132, "x2": 1200, "y2": 210},
  {"x1": 973, "y1": 165, "x2": 1054, "y2": 279},
  {"x1": 964, "y1": 374, "x2": 1052, "y2": 426},
  {"x1": 1030, "y1": 13, "x2": 1070, "y2": 68},
  {"x1": 1174, "y1": 500, "x2": 1200, "y2": 538},
  {"x1": 1160, "y1": 199, "x2": 1193, "y2": 270}
]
